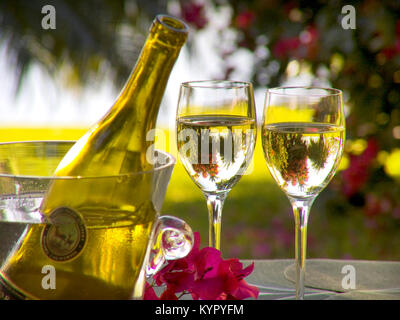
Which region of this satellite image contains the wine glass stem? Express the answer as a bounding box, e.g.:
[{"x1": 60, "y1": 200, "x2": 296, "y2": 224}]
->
[
  {"x1": 289, "y1": 197, "x2": 314, "y2": 300},
  {"x1": 204, "y1": 192, "x2": 227, "y2": 250}
]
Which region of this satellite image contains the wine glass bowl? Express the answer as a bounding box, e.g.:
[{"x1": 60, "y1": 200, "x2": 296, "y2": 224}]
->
[
  {"x1": 176, "y1": 80, "x2": 257, "y2": 250},
  {"x1": 261, "y1": 86, "x2": 345, "y2": 299}
]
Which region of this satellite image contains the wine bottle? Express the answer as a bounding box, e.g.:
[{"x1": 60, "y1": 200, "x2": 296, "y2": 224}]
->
[
  {"x1": 0, "y1": 15, "x2": 188, "y2": 300},
  {"x1": 52, "y1": 14, "x2": 189, "y2": 178}
]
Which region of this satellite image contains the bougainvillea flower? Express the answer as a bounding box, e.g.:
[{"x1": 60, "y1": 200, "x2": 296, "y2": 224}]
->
[
  {"x1": 153, "y1": 232, "x2": 202, "y2": 290},
  {"x1": 235, "y1": 10, "x2": 256, "y2": 29},
  {"x1": 342, "y1": 138, "x2": 379, "y2": 197},
  {"x1": 272, "y1": 37, "x2": 301, "y2": 59},
  {"x1": 159, "y1": 287, "x2": 179, "y2": 300},
  {"x1": 191, "y1": 259, "x2": 258, "y2": 300},
  {"x1": 145, "y1": 232, "x2": 258, "y2": 300},
  {"x1": 143, "y1": 282, "x2": 159, "y2": 300},
  {"x1": 180, "y1": 2, "x2": 208, "y2": 29}
]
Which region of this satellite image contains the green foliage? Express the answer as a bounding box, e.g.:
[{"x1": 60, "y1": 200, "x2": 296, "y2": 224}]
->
[
  {"x1": 223, "y1": 1, "x2": 400, "y2": 145},
  {"x1": 0, "y1": 0, "x2": 167, "y2": 91}
]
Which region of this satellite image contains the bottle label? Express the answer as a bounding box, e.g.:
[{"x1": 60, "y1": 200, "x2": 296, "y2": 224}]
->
[{"x1": 41, "y1": 207, "x2": 87, "y2": 262}]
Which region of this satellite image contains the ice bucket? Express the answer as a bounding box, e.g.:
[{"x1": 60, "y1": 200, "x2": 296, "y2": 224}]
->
[{"x1": 0, "y1": 141, "x2": 193, "y2": 299}]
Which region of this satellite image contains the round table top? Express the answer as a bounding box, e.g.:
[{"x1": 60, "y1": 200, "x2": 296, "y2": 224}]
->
[{"x1": 242, "y1": 258, "x2": 400, "y2": 300}]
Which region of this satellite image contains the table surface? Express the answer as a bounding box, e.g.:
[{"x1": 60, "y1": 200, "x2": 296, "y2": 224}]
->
[
  {"x1": 1, "y1": 257, "x2": 399, "y2": 300},
  {"x1": 242, "y1": 259, "x2": 400, "y2": 300}
]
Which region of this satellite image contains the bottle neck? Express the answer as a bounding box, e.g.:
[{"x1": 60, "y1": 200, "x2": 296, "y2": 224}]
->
[
  {"x1": 92, "y1": 16, "x2": 188, "y2": 172},
  {"x1": 117, "y1": 23, "x2": 186, "y2": 154},
  {"x1": 119, "y1": 33, "x2": 184, "y2": 130},
  {"x1": 62, "y1": 15, "x2": 188, "y2": 175}
]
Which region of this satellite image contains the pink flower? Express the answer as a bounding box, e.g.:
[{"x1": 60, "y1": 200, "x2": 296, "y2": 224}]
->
[
  {"x1": 145, "y1": 232, "x2": 259, "y2": 300},
  {"x1": 143, "y1": 282, "x2": 159, "y2": 300},
  {"x1": 153, "y1": 232, "x2": 202, "y2": 291},
  {"x1": 272, "y1": 37, "x2": 301, "y2": 59},
  {"x1": 272, "y1": 25, "x2": 319, "y2": 59},
  {"x1": 203, "y1": 260, "x2": 258, "y2": 300},
  {"x1": 190, "y1": 257, "x2": 258, "y2": 300},
  {"x1": 342, "y1": 138, "x2": 379, "y2": 197},
  {"x1": 180, "y1": 2, "x2": 208, "y2": 29},
  {"x1": 159, "y1": 287, "x2": 179, "y2": 300},
  {"x1": 235, "y1": 10, "x2": 255, "y2": 29}
]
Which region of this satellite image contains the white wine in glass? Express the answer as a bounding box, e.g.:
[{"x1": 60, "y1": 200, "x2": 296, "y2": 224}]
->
[
  {"x1": 177, "y1": 115, "x2": 255, "y2": 192},
  {"x1": 262, "y1": 87, "x2": 345, "y2": 299},
  {"x1": 176, "y1": 81, "x2": 256, "y2": 250}
]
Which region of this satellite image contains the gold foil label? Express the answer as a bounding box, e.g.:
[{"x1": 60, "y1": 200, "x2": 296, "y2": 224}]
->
[{"x1": 41, "y1": 207, "x2": 87, "y2": 262}]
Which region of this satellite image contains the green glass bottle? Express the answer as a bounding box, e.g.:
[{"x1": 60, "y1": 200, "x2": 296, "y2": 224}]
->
[
  {"x1": 0, "y1": 15, "x2": 188, "y2": 300},
  {"x1": 53, "y1": 14, "x2": 188, "y2": 177}
]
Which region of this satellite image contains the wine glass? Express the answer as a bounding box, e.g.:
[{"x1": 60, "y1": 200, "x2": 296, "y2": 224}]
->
[
  {"x1": 261, "y1": 87, "x2": 345, "y2": 299},
  {"x1": 176, "y1": 80, "x2": 257, "y2": 250}
]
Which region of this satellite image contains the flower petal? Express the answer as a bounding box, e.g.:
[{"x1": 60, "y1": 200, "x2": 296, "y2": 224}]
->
[
  {"x1": 160, "y1": 287, "x2": 179, "y2": 300},
  {"x1": 143, "y1": 282, "x2": 159, "y2": 300},
  {"x1": 195, "y1": 247, "x2": 222, "y2": 279},
  {"x1": 191, "y1": 278, "x2": 225, "y2": 300},
  {"x1": 230, "y1": 280, "x2": 259, "y2": 300}
]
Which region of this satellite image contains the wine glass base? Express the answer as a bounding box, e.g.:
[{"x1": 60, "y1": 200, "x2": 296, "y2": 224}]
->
[{"x1": 243, "y1": 259, "x2": 336, "y2": 300}]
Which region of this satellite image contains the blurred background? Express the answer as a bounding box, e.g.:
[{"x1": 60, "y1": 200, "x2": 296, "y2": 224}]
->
[{"x1": 1, "y1": 0, "x2": 399, "y2": 260}]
